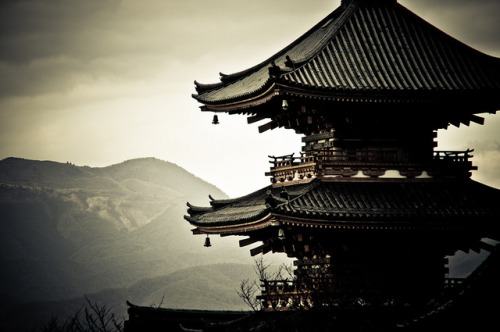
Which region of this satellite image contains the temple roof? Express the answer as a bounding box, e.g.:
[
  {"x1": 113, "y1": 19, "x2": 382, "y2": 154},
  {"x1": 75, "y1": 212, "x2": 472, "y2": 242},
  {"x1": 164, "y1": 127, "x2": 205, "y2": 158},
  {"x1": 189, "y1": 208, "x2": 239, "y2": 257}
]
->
[
  {"x1": 185, "y1": 178, "x2": 500, "y2": 234},
  {"x1": 193, "y1": 0, "x2": 500, "y2": 112}
]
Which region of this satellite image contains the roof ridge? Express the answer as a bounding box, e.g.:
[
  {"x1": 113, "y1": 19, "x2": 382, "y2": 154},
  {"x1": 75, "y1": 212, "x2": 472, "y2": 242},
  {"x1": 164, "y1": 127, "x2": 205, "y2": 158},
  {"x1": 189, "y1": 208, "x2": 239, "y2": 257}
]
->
[
  {"x1": 223, "y1": 5, "x2": 350, "y2": 82},
  {"x1": 277, "y1": 3, "x2": 359, "y2": 85},
  {"x1": 193, "y1": 3, "x2": 352, "y2": 95},
  {"x1": 280, "y1": 2, "x2": 500, "y2": 93},
  {"x1": 273, "y1": 179, "x2": 322, "y2": 209},
  {"x1": 284, "y1": 1, "x2": 358, "y2": 65}
]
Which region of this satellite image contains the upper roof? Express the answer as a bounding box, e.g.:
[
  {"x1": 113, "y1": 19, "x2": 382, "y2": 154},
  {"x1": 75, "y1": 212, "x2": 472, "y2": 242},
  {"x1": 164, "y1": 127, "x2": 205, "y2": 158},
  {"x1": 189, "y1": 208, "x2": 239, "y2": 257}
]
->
[
  {"x1": 193, "y1": 0, "x2": 500, "y2": 112},
  {"x1": 185, "y1": 178, "x2": 500, "y2": 234}
]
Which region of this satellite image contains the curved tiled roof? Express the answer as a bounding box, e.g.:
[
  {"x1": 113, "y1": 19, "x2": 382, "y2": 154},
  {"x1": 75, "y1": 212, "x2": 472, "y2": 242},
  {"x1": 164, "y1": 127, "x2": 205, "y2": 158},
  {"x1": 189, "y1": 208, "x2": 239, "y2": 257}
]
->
[
  {"x1": 193, "y1": 0, "x2": 500, "y2": 107},
  {"x1": 185, "y1": 179, "x2": 500, "y2": 232},
  {"x1": 276, "y1": 180, "x2": 500, "y2": 223},
  {"x1": 185, "y1": 182, "x2": 316, "y2": 227},
  {"x1": 281, "y1": 5, "x2": 500, "y2": 92},
  {"x1": 193, "y1": 3, "x2": 352, "y2": 105}
]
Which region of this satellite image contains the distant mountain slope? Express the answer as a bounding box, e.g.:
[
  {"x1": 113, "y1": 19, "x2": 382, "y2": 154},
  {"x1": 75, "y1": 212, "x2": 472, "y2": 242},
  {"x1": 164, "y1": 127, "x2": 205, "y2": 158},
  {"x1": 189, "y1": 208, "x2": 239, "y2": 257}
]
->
[
  {"x1": 0, "y1": 157, "x2": 255, "y2": 303},
  {"x1": 0, "y1": 157, "x2": 223, "y2": 233}
]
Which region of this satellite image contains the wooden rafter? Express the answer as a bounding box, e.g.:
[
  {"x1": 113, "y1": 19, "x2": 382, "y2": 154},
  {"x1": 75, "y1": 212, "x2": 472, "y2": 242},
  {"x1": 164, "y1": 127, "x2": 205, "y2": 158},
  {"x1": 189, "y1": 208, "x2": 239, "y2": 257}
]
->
[
  {"x1": 470, "y1": 115, "x2": 485, "y2": 125},
  {"x1": 247, "y1": 114, "x2": 268, "y2": 124},
  {"x1": 239, "y1": 237, "x2": 260, "y2": 247},
  {"x1": 259, "y1": 121, "x2": 278, "y2": 133},
  {"x1": 250, "y1": 244, "x2": 271, "y2": 256}
]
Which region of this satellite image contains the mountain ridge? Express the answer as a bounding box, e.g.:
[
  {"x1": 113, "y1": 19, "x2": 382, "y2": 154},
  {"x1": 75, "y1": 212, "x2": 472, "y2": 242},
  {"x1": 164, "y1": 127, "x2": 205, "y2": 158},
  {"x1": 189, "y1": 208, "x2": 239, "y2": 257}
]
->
[
  {"x1": 0, "y1": 157, "x2": 255, "y2": 304},
  {"x1": 0, "y1": 157, "x2": 224, "y2": 199}
]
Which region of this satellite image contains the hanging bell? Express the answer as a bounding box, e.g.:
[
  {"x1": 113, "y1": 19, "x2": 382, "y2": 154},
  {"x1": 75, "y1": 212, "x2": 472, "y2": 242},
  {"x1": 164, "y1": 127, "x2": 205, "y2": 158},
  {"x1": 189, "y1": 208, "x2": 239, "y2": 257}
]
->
[
  {"x1": 278, "y1": 228, "x2": 285, "y2": 241},
  {"x1": 212, "y1": 114, "x2": 219, "y2": 125},
  {"x1": 204, "y1": 235, "x2": 212, "y2": 247}
]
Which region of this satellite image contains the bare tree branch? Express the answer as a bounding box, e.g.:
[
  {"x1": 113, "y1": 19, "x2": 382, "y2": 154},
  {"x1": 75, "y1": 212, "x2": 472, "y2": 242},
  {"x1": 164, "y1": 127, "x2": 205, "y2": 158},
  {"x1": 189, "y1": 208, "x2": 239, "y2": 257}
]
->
[
  {"x1": 150, "y1": 292, "x2": 166, "y2": 309},
  {"x1": 236, "y1": 278, "x2": 260, "y2": 311},
  {"x1": 253, "y1": 255, "x2": 271, "y2": 281},
  {"x1": 38, "y1": 297, "x2": 123, "y2": 332}
]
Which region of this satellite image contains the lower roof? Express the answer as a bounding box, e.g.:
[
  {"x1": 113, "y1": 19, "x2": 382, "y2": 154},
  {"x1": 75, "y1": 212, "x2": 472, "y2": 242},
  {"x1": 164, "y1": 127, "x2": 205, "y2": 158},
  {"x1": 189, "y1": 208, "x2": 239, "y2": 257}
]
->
[{"x1": 185, "y1": 178, "x2": 500, "y2": 233}]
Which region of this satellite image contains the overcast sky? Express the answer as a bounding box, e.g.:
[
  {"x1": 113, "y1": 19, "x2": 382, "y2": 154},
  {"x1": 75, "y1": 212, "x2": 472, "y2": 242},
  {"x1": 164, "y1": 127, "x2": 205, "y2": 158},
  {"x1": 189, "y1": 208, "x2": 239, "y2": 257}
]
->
[{"x1": 1, "y1": 0, "x2": 500, "y2": 197}]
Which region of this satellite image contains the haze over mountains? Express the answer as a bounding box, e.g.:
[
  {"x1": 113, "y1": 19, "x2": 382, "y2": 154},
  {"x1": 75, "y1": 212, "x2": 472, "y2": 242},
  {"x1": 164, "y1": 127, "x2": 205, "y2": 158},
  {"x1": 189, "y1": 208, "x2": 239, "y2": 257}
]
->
[{"x1": 0, "y1": 157, "x2": 262, "y2": 330}]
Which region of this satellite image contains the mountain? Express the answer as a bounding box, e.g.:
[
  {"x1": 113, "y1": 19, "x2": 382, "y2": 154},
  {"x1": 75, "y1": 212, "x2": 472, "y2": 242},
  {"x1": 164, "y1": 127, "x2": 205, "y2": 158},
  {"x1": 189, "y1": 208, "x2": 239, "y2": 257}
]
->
[{"x1": 0, "y1": 157, "x2": 257, "y2": 304}]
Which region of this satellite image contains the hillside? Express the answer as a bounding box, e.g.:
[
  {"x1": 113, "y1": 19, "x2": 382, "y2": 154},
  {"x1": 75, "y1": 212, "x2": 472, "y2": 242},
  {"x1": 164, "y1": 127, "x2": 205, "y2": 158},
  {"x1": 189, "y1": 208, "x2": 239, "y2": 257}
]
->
[{"x1": 0, "y1": 157, "x2": 256, "y2": 303}]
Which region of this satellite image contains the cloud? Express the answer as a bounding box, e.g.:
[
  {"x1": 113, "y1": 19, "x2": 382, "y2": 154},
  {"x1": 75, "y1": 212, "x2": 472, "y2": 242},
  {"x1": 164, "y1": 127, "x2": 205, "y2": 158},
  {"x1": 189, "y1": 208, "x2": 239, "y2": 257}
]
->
[
  {"x1": 0, "y1": 0, "x2": 335, "y2": 99},
  {"x1": 0, "y1": 0, "x2": 126, "y2": 97},
  {"x1": 2, "y1": 0, "x2": 499, "y2": 99},
  {"x1": 0, "y1": 0, "x2": 121, "y2": 64},
  {"x1": 403, "y1": 0, "x2": 500, "y2": 55},
  {"x1": 0, "y1": 0, "x2": 499, "y2": 195}
]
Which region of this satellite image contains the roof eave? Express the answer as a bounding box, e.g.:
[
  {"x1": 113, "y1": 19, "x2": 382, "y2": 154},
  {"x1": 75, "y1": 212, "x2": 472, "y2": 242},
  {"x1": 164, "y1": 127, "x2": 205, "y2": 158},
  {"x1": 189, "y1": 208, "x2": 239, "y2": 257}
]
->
[
  {"x1": 188, "y1": 212, "x2": 275, "y2": 235},
  {"x1": 197, "y1": 82, "x2": 280, "y2": 113}
]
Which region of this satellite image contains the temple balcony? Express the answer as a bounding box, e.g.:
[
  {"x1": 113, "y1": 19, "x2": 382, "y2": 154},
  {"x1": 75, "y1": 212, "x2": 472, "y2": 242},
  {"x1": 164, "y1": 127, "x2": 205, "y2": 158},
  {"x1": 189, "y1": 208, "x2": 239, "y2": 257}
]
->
[
  {"x1": 257, "y1": 277, "x2": 466, "y2": 311},
  {"x1": 266, "y1": 149, "x2": 476, "y2": 186}
]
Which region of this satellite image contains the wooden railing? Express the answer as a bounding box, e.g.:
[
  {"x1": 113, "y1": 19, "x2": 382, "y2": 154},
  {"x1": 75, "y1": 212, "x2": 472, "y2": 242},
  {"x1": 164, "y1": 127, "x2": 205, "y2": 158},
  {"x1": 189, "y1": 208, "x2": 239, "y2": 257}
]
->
[
  {"x1": 267, "y1": 149, "x2": 475, "y2": 183},
  {"x1": 260, "y1": 280, "x2": 296, "y2": 295},
  {"x1": 433, "y1": 149, "x2": 474, "y2": 163},
  {"x1": 258, "y1": 277, "x2": 467, "y2": 310},
  {"x1": 269, "y1": 149, "x2": 474, "y2": 168},
  {"x1": 261, "y1": 278, "x2": 466, "y2": 293}
]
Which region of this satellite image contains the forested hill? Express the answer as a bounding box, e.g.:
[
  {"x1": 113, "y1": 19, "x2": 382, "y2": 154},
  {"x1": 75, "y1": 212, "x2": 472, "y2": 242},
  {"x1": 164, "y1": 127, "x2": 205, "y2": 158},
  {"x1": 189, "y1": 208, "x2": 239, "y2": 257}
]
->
[{"x1": 0, "y1": 157, "x2": 254, "y2": 304}]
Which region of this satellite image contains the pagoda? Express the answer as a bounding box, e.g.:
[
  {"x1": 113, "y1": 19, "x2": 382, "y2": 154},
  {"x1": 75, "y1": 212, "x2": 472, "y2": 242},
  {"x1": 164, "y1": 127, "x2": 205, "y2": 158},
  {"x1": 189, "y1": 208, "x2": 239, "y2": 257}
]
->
[{"x1": 185, "y1": 0, "x2": 500, "y2": 324}]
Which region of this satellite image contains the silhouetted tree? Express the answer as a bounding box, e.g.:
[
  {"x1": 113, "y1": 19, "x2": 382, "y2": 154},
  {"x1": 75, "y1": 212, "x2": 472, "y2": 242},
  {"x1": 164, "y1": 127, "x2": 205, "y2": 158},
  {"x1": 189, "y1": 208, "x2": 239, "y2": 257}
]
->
[
  {"x1": 237, "y1": 256, "x2": 295, "y2": 311},
  {"x1": 38, "y1": 297, "x2": 123, "y2": 332}
]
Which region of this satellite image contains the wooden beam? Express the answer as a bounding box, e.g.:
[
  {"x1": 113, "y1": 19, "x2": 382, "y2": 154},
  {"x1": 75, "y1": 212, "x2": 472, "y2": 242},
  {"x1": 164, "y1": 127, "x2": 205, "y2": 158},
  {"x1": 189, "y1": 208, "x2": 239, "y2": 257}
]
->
[
  {"x1": 247, "y1": 114, "x2": 267, "y2": 124},
  {"x1": 250, "y1": 244, "x2": 271, "y2": 256},
  {"x1": 258, "y1": 121, "x2": 278, "y2": 133},
  {"x1": 479, "y1": 240, "x2": 496, "y2": 253},
  {"x1": 302, "y1": 131, "x2": 335, "y2": 143},
  {"x1": 449, "y1": 119, "x2": 461, "y2": 128},
  {"x1": 239, "y1": 237, "x2": 260, "y2": 247},
  {"x1": 470, "y1": 115, "x2": 484, "y2": 125},
  {"x1": 250, "y1": 244, "x2": 266, "y2": 256}
]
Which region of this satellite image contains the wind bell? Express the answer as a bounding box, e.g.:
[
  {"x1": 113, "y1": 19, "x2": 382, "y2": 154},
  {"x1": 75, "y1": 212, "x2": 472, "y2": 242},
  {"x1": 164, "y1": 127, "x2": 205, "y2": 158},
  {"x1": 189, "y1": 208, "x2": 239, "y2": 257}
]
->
[
  {"x1": 212, "y1": 114, "x2": 219, "y2": 125},
  {"x1": 204, "y1": 235, "x2": 212, "y2": 247}
]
